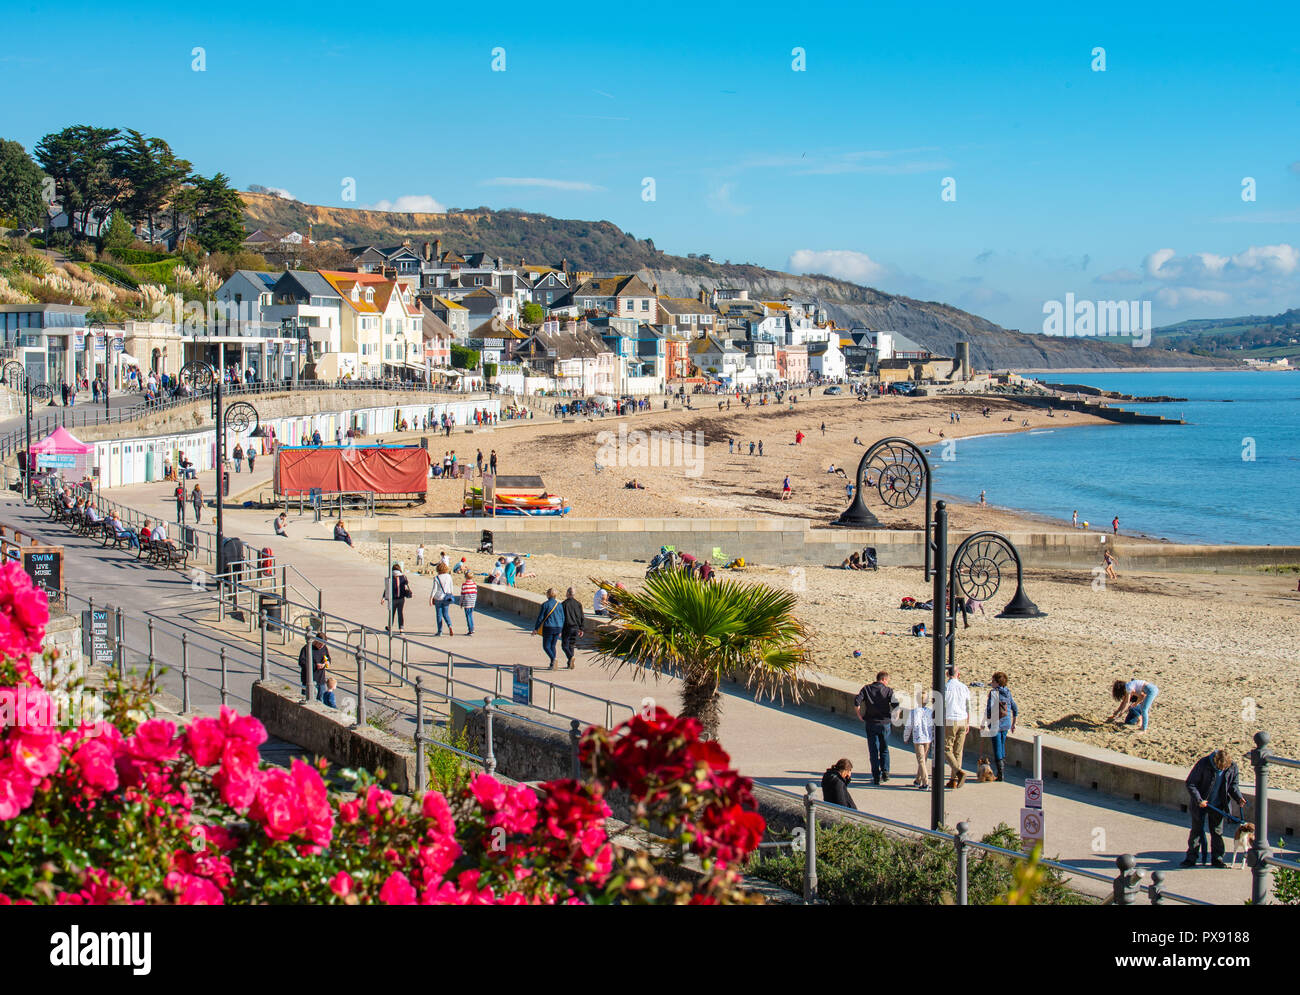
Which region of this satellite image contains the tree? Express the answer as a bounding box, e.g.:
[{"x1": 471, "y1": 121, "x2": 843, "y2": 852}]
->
[
  {"x1": 102, "y1": 210, "x2": 133, "y2": 249},
  {"x1": 450, "y1": 344, "x2": 480, "y2": 370},
  {"x1": 593, "y1": 571, "x2": 809, "y2": 739},
  {"x1": 521, "y1": 301, "x2": 545, "y2": 325},
  {"x1": 34, "y1": 126, "x2": 121, "y2": 238},
  {"x1": 114, "y1": 130, "x2": 191, "y2": 238},
  {"x1": 0, "y1": 139, "x2": 47, "y2": 228},
  {"x1": 174, "y1": 173, "x2": 245, "y2": 254}
]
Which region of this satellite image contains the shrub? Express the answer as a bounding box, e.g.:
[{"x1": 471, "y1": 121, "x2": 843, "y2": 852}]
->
[
  {"x1": 87, "y1": 261, "x2": 139, "y2": 289},
  {"x1": 106, "y1": 247, "x2": 173, "y2": 265},
  {"x1": 748, "y1": 821, "x2": 1093, "y2": 905}
]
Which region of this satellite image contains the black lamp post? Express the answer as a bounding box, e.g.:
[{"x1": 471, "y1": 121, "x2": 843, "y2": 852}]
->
[
  {"x1": 215, "y1": 390, "x2": 261, "y2": 580},
  {"x1": 833, "y1": 436, "x2": 935, "y2": 578},
  {"x1": 2, "y1": 362, "x2": 33, "y2": 501},
  {"x1": 928, "y1": 504, "x2": 1044, "y2": 830}
]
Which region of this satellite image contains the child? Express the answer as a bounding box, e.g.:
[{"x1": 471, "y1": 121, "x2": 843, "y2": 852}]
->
[
  {"x1": 323, "y1": 676, "x2": 337, "y2": 709},
  {"x1": 416, "y1": 543, "x2": 426, "y2": 569}
]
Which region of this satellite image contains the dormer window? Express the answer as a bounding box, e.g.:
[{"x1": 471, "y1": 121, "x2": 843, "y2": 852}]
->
[
  {"x1": 351, "y1": 286, "x2": 360, "y2": 302},
  {"x1": 365, "y1": 288, "x2": 374, "y2": 303}
]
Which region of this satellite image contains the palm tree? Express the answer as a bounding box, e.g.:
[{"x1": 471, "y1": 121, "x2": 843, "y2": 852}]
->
[{"x1": 592, "y1": 570, "x2": 810, "y2": 739}]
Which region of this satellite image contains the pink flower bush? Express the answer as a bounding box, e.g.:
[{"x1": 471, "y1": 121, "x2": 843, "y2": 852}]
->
[{"x1": 0, "y1": 565, "x2": 764, "y2": 905}]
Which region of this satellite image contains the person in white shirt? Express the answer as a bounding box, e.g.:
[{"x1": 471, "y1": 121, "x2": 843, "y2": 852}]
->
[
  {"x1": 416, "y1": 543, "x2": 426, "y2": 569},
  {"x1": 943, "y1": 665, "x2": 971, "y2": 789},
  {"x1": 152, "y1": 519, "x2": 168, "y2": 543},
  {"x1": 903, "y1": 696, "x2": 934, "y2": 789},
  {"x1": 592, "y1": 587, "x2": 607, "y2": 616}
]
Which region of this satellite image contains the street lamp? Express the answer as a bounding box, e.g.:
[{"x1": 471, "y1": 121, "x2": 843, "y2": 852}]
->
[
  {"x1": 2, "y1": 362, "x2": 35, "y2": 500},
  {"x1": 927, "y1": 502, "x2": 1044, "y2": 830},
  {"x1": 833, "y1": 436, "x2": 935, "y2": 579}
]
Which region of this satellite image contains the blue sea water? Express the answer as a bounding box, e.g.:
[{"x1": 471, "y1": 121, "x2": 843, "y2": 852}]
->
[{"x1": 929, "y1": 371, "x2": 1300, "y2": 546}]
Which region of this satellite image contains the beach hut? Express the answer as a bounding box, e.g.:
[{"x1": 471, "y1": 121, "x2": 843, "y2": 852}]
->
[{"x1": 28, "y1": 427, "x2": 96, "y2": 486}]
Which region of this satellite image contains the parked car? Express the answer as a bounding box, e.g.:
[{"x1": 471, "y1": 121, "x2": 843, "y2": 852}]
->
[
  {"x1": 822, "y1": 386, "x2": 842, "y2": 395},
  {"x1": 889, "y1": 382, "x2": 916, "y2": 395}
]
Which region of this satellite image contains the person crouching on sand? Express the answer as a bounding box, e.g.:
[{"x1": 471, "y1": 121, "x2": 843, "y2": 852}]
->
[{"x1": 1109, "y1": 679, "x2": 1158, "y2": 732}]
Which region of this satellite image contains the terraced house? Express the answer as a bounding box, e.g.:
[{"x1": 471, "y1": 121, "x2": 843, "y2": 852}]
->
[
  {"x1": 565, "y1": 274, "x2": 656, "y2": 321},
  {"x1": 318, "y1": 271, "x2": 422, "y2": 379}
]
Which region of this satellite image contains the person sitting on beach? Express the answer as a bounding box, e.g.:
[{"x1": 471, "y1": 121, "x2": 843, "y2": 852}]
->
[
  {"x1": 842, "y1": 551, "x2": 863, "y2": 571},
  {"x1": 1109, "y1": 679, "x2": 1158, "y2": 732},
  {"x1": 333, "y1": 520, "x2": 353, "y2": 547},
  {"x1": 624, "y1": 479, "x2": 645, "y2": 489},
  {"x1": 274, "y1": 513, "x2": 288, "y2": 537}
]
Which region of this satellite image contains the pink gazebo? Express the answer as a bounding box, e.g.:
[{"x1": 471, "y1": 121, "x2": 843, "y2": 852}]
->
[{"x1": 29, "y1": 427, "x2": 95, "y2": 480}]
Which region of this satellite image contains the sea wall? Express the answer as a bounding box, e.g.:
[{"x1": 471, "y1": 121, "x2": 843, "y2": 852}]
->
[{"x1": 353, "y1": 517, "x2": 1299, "y2": 574}]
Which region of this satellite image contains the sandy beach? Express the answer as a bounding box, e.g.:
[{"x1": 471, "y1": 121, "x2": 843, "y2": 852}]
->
[{"x1": 400, "y1": 392, "x2": 1132, "y2": 536}]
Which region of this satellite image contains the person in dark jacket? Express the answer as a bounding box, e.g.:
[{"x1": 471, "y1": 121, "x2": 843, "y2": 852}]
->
[
  {"x1": 855, "y1": 670, "x2": 899, "y2": 785},
  {"x1": 1181, "y1": 749, "x2": 1248, "y2": 868},
  {"x1": 821, "y1": 759, "x2": 857, "y2": 809},
  {"x1": 297, "y1": 636, "x2": 330, "y2": 700},
  {"x1": 534, "y1": 589, "x2": 565, "y2": 668},
  {"x1": 560, "y1": 587, "x2": 585, "y2": 669}
]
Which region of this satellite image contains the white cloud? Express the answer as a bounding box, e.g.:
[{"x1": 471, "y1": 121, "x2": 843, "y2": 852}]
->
[
  {"x1": 1229, "y1": 243, "x2": 1299, "y2": 275},
  {"x1": 1193, "y1": 252, "x2": 1229, "y2": 275},
  {"x1": 1144, "y1": 248, "x2": 1179, "y2": 279},
  {"x1": 482, "y1": 177, "x2": 604, "y2": 192},
  {"x1": 363, "y1": 195, "x2": 446, "y2": 214},
  {"x1": 787, "y1": 249, "x2": 886, "y2": 284}
]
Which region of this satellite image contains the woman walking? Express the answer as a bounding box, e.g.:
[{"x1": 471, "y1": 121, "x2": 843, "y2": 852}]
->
[
  {"x1": 382, "y1": 562, "x2": 413, "y2": 633},
  {"x1": 430, "y1": 562, "x2": 455, "y2": 636},
  {"x1": 232, "y1": 443, "x2": 243, "y2": 472},
  {"x1": 190, "y1": 483, "x2": 204, "y2": 524},
  {"x1": 903, "y1": 696, "x2": 933, "y2": 789},
  {"x1": 983, "y1": 672, "x2": 1018, "y2": 781}
]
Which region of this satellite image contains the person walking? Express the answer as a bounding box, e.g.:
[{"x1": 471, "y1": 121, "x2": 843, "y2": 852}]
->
[
  {"x1": 190, "y1": 483, "x2": 203, "y2": 524},
  {"x1": 430, "y1": 563, "x2": 455, "y2": 636},
  {"x1": 855, "y1": 670, "x2": 898, "y2": 785},
  {"x1": 757, "y1": 440, "x2": 764, "y2": 456},
  {"x1": 560, "y1": 586, "x2": 585, "y2": 669},
  {"x1": 459, "y1": 572, "x2": 477, "y2": 636},
  {"x1": 416, "y1": 543, "x2": 426, "y2": 569},
  {"x1": 943, "y1": 665, "x2": 971, "y2": 788},
  {"x1": 1071, "y1": 509, "x2": 1078, "y2": 529},
  {"x1": 1181, "y1": 749, "x2": 1249, "y2": 869},
  {"x1": 781, "y1": 475, "x2": 792, "y2": 500},
  {"x1": 1112, "y1": 515, "x2": 1119, "y2": 535},
  {"x1": 820, "y1": 759, "x2": 857, "y2": 809},
  {"x1": 298, "y1": 635, "x2": 331, "y2": 701},
  {"x1": 174, "y1": 482, "x2": 186, "y2": 524},
  {"x1": 232, "y1": 443, "x2": 243, "y2": 472},
  {"x1": 382, "y1": 562, "x2": 413, "y2": 633},
  {"x1": 1104, "y1": 547, "x2": 1118, "y2": 580},
  {"x1": 533, "y1": 588, "x2": 565, "y2": 669},
  {"x1": 489, "y1": 450, "x2": 498, "y2": 475},
  {"x1": 982, "y1": 671, "x2": 1018, "y2": 782},
  {"x1": 903, "y1": 695, "x2": 934, "y2": 789},
  {"x1": 246, "y1": 445, "x2": 257, "y2": 473}
]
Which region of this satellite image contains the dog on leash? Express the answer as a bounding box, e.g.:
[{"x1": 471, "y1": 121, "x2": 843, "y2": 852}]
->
[
  {"x1": 1230, "y1": 822, "x2": 1256, "y2": 866},
  {"x1": 976, "y1": 756, "x2": 997, "y2": 782}
]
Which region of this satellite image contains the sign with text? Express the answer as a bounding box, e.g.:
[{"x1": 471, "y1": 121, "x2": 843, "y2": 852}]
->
[
  {"x1": 37, "y1": 454, "x2": 76, "y2": 468},
  {"x1": 81, "y1": 608, "x2": 113, "y2": 665},
  {"x1": 22, "y1": 549, "x2": 61, "y2": 594}
]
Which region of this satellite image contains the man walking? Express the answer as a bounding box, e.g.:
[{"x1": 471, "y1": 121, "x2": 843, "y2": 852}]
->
[
  {"x1": 560, "y1": 586, "x2": 585, "y2": 669},
  {"x1": 943, "y1": 665, "x2": 971, "y2": 788},
  {"x1": 489, "y1": 449, "x2": 498, "y2": 475},
  {"x1": 1112, "y1": 515, "x2": 1120, "y2": 535},
  {"x1": 1181, "y1": 748, "x2": 1248, "y2": 868},
  {"x1": 459, "y1": 572, "x2": 477, "y2": 636},
  {"x1": 855, "y1": 670, "x2": 899, "y2": 785},
  {"x1": 174, "y1": 482, "x2": 186, "y2": 524},
  {"x1": 533, "y1": 588, "x2": 565, "y2": 669}
]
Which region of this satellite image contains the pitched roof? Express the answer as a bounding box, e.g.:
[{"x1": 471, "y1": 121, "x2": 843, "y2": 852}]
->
[
  {"x1": 571, "y1": 273, "x2": 655, "y2": 299},
  {"x1": 274, "y1": 270, "x2": 342, "y2": 300},
  {"x1": 468, "y1": 315, "x2": 527, "y2": 340},
  {"x1": 657, "y1": 296, "x2": 715, "y2": 317},
  {"x1": 419, "y1": 305, "x2": 455, "y2": 342}
]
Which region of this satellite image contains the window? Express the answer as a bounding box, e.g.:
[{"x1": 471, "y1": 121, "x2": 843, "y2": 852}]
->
[{"x1": 641, "y1": 299, "x2": 649, "y2": 311}]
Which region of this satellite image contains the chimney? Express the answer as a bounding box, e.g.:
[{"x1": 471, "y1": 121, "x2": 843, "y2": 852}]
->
[
  {"x1": 434, "y1": 238, "x2": 442, "y2": 260},
  {"x1": 652, "y1": 283, "x2": 659, "y2": 296},
  {"x1": 496, "y1": 256, "x2": 503, "y2": 270},
  {"x1": 561, "y1": 257, "x2": 568, "y2": 274},
  {"x1": 401, "y1": 237, "x2": 411, "y2": 248},
  {"x1": 422, "y1": 241, "x2": 432, "y2": 261}
]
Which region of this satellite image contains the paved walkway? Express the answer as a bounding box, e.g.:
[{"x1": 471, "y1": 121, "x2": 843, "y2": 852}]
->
[{"x1": 13, "y1": 496, "x2": 1293, "y2": 905}]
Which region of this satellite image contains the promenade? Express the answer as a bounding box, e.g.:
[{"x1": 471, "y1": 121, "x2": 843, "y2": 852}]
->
[{"x1": 21, "y1": 492, "x2": 1294, "y2": 905}]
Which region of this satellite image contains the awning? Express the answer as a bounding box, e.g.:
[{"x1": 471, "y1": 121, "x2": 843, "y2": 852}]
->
[{"x1": 117, "y1": 352, "x2": 138, "y2": 365}]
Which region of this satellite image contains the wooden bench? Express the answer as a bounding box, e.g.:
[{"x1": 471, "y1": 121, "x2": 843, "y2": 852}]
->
[
  {"x1": 101, "y1": 523, "x2": 135, "y2": 551},
  {"x1": 152, "y1": 540, "x2": 189, "y2": 570}
]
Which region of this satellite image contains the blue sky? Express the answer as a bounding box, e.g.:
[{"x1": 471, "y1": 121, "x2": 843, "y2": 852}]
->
[{"x1": 4, "y1": 0, "x2": 1299, "y2": 333}]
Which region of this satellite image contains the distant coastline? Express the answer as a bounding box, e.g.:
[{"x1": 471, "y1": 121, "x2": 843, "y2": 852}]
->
[{"x1": 1011, "y1": 365, "x2": 1248, "y2": 374}]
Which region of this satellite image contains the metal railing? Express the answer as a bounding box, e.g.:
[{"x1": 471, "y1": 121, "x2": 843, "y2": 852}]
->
[
  {"x1": 210, "y1": 567, "x2": 635, "y2": 730},
  {"x1": 36, "y1": 482, "x2": 217, "y2": 564},
  {"x1": 1248, "y1": 732, "x2": 1300, "y2": 905},
  {"x1": 750, "y1": 782, "x2": 1212, "y2": 906},
  {"x1": 278, "y1": 490, "x2": 375, "y2": 519}
]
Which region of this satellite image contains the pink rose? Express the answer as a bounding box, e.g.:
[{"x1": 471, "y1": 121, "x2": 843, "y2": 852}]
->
[
  {"x1": 212, "y1": 738, "x2": 261, "y2": 810},
  {"x1": 127, "y1": 719, "x2": 181, "y2": 763},
  {"x1": 165, "y1": 871, "x2": 224, "y2": 905},
  {"x1": 71, "y1": 739, "x2": 119, "y2": 792},
  {"x1": 0, "y1": 757, "x2": 37, "y2": 820},
  {"x1": 218, "y1": 706, "x2": 267, "y2": 747},
  {"x1": 379, "y1": 871, "x2": 417, "y2": 905},
  {"x1": 183, "y1": 717, "x2": 225, "y2": 767},
  {"x1": 0, "y1": 562, "x2": 48, "y2": 660},
  {"x1": 470, "y1": 773, "x2": 506, "y2": 810},
  {"x1": 329, "y1": 871, "x2": 353, "y2": 897}
]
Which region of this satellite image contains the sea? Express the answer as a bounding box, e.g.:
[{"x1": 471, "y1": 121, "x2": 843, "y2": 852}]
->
[{"x1": 929, "y1": 370, "x2": 1300, "y2": 546}]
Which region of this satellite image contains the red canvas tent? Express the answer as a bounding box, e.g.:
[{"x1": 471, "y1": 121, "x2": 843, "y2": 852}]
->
[{"x1": 274, "y1": 445, "x2": 429, "y2": 497}]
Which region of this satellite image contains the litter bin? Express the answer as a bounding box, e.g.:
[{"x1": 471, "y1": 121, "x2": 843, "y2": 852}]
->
[{"x1": 258, "y1": 593, "x2": 284, "y2": 632}]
